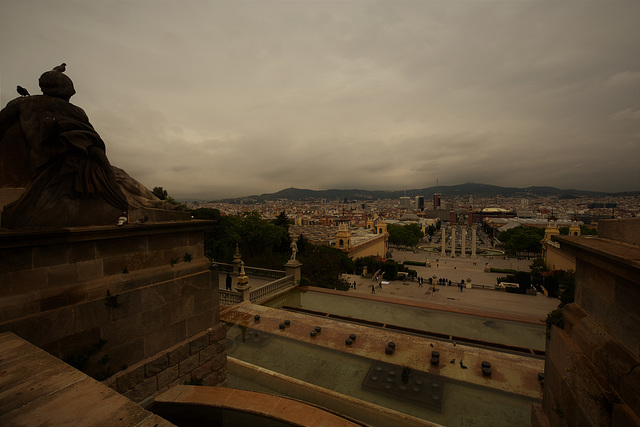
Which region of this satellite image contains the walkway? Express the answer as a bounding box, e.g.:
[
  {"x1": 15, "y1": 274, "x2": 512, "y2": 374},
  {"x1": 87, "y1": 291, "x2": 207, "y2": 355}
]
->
[
  {"x1": 344, "y1": 249, "x2": 559, "y2": 322},
  {"x1": 0, "y1": 332, "x2": 171, "y2": 427}
]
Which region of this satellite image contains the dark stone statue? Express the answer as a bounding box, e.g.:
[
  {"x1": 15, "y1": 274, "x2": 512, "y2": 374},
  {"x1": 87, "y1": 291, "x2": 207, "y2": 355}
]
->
[{"x1": 0, "y1": 65, "x2": 169, "y2": 229}]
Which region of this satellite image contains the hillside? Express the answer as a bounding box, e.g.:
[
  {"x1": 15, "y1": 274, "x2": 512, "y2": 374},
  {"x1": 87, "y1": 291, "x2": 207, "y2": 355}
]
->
[{"x1": 212, "y1": 183, "x2": 637, "y2": 203}]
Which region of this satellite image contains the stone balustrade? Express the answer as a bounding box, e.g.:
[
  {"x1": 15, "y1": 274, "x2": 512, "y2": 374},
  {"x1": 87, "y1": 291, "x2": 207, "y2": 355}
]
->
[
  {"x1": 215, "y1": 262, "x2": 286, "y2": 280},
  {"x1": 250, "y1": 275, "x2": 295, "y2": 304}
]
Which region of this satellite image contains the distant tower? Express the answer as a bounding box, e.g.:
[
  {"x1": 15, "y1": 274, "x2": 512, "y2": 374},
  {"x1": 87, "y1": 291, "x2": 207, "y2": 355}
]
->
[
  {"x1": 399, "y1": 196, "x2": 411, "y2": 208},
  {"x1": 449, "y1": 208, "x2": 456, "y2": 225},
  {"x1": 543, "y1": 220, "x2": 560, "y2": 243},
  {"x1": 569, "y1": 221, "x2": 581, "y2": 236},
  {"x1": 335, "y1": 223, "x2": 352, "y2": 250},
  {"x1": 468, "y1": 209, "x2": 473, "y2": 227},
  {"x1": 366, "y1": 219, "x2": 375, "y2": 230},
  {"x1": 415, "y1": 195, "x2": 425, "y2": 212},
  {"x1": 433, "y1": 193, "x2": 441, "y2": 209},
  {"x1": 376, "y1": 220, "x2": 388, "y2": 235}
]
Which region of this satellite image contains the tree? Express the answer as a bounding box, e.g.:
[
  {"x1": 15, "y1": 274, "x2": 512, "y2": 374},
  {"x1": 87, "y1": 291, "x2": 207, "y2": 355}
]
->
[
  {"x1": 152, "y1": 187, "x2": 168, "y2": 200},
  {"x1": 273, "y1": 211, "x2": 290, "y2": 230},
  {"x1": 542, "y1": 269, "x2": 575, "y2": 302},
  {"x1": 557, "y1": 270, "x2": 575, "y2": 306},
  {"x1": 497, "y1": 271, "x2": 531, "y2": 294},
  {"x1": 387, "y1": 224, "x2": 423, "y2": 248},
  {"x1": 529, "y1": 257, "x2": 547, "y2": 289},
  {"x1": 354, "y1": 256, "x2": 382, "y2": 276},
  {"x1": 296, "y1": 234, "x2": 310, "y2": 256},
  {"x1": 300, "y1": 245, "x2": 353, "y2": 290},
  {"x1": 382, "y1": 259, "x2": 400, "y2": 281},
  {"x1": 203, "y1": 211, "x2": 290, "y2": 268},
  {"x1": 190, "y1": 208, "x2": 221, "y2": 221},
  {"x1": 497, "y1": 226, "x2": 545, "y2": 255}
]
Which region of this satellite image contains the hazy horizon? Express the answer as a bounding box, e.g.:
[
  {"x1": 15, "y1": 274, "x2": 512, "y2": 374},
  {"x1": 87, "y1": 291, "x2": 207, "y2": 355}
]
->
[
  {"x1": 2, "y1": 1, "x2": 639, "y2": 200},
  {"x1": 185, "y1": 182, "x2": 638, "y2": 203}
]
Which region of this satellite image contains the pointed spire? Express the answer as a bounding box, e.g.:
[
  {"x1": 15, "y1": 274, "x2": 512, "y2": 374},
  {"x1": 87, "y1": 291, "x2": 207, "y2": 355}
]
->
[{"x1": 236, "y1": 261, "x2": 249, "y2": 289}]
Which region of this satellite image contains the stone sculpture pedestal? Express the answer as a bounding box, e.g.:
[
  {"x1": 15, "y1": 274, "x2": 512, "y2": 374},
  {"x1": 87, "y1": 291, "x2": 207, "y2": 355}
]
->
[{"x1": 285, "y1": 259, "x2": 302, "y2": 285}]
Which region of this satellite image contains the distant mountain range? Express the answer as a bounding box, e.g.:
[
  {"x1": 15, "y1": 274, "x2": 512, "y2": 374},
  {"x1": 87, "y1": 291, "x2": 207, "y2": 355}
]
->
[{"x1": 213, "y1": 183, "x2": 637, "y2": 203}]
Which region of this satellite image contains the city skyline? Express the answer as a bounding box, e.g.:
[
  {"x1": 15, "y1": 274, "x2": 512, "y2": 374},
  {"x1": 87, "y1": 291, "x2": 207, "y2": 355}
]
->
[{"x1": 2, "y1": 1, "x2": 638, "y2": 200}]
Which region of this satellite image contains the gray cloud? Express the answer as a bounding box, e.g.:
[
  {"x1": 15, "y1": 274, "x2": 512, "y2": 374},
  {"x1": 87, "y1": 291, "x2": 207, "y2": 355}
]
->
[{"x1": 1, "y1": 1, "x2": 638, "y2": 199}]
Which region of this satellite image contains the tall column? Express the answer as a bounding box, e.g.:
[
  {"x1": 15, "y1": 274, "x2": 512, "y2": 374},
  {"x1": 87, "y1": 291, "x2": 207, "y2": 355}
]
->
[
  {"x1": 461, "y1": 228, "x2": 466, "y2": 258},
  {"x1": 441, "y1": 226, "x2": 446, "y2": 256},
  {"x1": 450, "y1": 227, "x2": 456, "y2": 257},
  {"x1": 471, "y1": 226, "x2": 477, "y2": 258}
]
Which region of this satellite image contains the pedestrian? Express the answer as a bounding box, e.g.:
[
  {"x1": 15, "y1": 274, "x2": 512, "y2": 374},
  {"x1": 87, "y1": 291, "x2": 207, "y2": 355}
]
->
[
  {"x1": 418, "y1": 277, "x2": 423, "y2": 287},
  {"x1": 353, "y1": 281, "x2": 357, "y2": 289},
  {"x1": 371, "y1": 284, "x2": 375, "y2": 294},
  {"x1": 431, "y1": 285, "x2": 436, "y2": 296},
  {"x1": 225, "y1": 273, "x2": 232, "y2": 291}
]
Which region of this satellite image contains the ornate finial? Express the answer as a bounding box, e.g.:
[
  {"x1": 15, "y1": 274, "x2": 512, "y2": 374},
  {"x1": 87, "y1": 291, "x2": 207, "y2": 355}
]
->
[
  {"x1": 236, "y1": 261, "x2": 249, "y2": 289},
  {"x1": 53, "y1": 63, "x2": 67, "y2": 72},
  {"x1": 233, "y1": 243, "x2": 242, "y2": 264}
]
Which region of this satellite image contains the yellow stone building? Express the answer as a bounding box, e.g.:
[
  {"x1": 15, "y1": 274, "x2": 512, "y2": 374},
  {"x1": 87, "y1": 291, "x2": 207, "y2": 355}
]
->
[
  {"x1": 335, "y1": 220, "x2": 388, "y2": 260},
  {"x1": 542, "y1": 220, "x2": 580, "y2": 271}
]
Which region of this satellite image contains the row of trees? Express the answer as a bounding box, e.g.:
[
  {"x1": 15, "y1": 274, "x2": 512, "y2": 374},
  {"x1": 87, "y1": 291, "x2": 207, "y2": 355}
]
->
[
  {"x1": 190, "y1": 208, "x2": 354, "y2": 290},
  {"x1": 387, "y1": 223, "x2": 424, "y2": 248},
  {"x1": 497, "y1": 225, "x2": 597, "y2": 257},
  {"x1": 497, "y1": 226, "x2": 545, "y2": 256}
]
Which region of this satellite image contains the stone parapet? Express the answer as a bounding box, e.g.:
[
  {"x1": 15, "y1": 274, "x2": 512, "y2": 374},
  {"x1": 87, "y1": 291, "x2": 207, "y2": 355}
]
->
[
  {"x1": 0, "y1": 221, "x2": 225, "y2": 389},
  {"x1": 0, "y1": 221, "x2": 214, "y2": 321},
  {"x1": 553, "y1": 234, "x2": 640, "y2": 356},
  {"x1": 597, "y1": 217, "x2": 640, "y2": 246},
  {"x1": 537, "y1": 218, "x2": 640, "y2": 426}
]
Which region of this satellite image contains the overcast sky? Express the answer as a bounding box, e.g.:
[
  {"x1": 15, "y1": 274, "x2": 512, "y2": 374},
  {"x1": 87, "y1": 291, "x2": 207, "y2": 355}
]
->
[{"x1": 1, "y1": 1, "x2": 638, "y2": 200}]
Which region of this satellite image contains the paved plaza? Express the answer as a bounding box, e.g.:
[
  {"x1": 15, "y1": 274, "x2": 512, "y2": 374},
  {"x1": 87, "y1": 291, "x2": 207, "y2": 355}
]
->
[{"x1": 343, "y1": 249, "x2": 559, "y2": 323}]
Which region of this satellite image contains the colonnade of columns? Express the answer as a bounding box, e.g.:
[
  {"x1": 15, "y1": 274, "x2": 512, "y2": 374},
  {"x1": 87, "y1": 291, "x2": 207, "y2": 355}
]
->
[{"x1": 440, "y1": 226, "x2": 477, "y2": 258}]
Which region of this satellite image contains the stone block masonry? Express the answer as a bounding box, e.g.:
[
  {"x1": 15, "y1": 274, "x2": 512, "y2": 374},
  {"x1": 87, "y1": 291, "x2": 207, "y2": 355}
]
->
[
  {"x1": 104, "y1": 323, "x2": 227, "y2": 404},
  {"x1": 0, "y1": 220, "x2": 227, "y2": 400},
  {"x1": 533, "y1": 218, "x2": 640, "y2": 427}
]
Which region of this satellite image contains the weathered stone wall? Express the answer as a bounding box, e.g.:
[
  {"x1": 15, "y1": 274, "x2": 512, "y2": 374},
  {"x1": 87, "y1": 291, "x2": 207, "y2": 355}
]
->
[
  {"x1": 533, "y1": 218, "x2": 640, "y2": 427},
  {"x1": 348, "y1": 234, "x2": 387, "y2": 260},
  {"x1": 544, "y1": 242, "x2": 576, "y2": 272},
  {"x1": 0, "y1": 221, "x2": 227, "y2": 402},
  {"x1": 104, "y1": 323, "x2": 227, "y2": 404}
]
